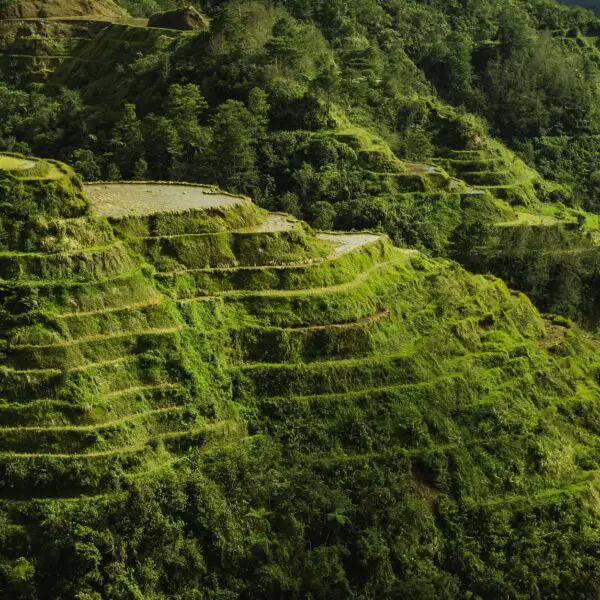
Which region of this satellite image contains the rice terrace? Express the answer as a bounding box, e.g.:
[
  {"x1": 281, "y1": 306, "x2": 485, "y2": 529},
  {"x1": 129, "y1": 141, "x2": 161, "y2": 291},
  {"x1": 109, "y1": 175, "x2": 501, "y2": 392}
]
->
[{"x1": 3, "y1": 0, "x2": 600, "y2": 597}]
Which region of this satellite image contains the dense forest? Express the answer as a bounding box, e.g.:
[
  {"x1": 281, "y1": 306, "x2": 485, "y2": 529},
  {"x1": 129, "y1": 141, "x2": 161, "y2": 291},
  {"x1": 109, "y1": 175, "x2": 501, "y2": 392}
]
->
[{"x1": 2, "y1": 0, "x2": 600, "y2": 598}]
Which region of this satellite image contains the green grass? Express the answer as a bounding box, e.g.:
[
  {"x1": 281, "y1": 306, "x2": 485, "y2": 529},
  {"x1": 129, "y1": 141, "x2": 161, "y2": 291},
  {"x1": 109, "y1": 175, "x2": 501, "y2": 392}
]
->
[
  {"x1": 0, "y1": 156, "x2": 35, "y2": 170},
  {"x1": 0, "y1": 156, "x2": 600, "y2": 598}
]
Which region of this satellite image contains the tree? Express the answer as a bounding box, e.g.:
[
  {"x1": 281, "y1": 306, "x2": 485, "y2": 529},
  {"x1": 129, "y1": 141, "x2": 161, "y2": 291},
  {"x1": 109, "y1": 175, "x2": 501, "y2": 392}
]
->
[
  {"x1": 166, "y1": 83, "x2": 208, "y2": 124},
  {"x1": 143, "y1": 115, "x2": 183, "y2": 181},
  {"x1": 166, "y1": 84, "x2": 210, "y2": 179},
  {"x1": 266, "y1": 16, "x2": 306, "y2": 69},
  {"x1": 110, "y1": 103, "x2": 145, "y2": 178},
  {"x1": 69, "y1": 149, "x2": 102, "y2": 181},
  {"x1": 208, "y1": 100, "x2": 262, "y2": 193}
]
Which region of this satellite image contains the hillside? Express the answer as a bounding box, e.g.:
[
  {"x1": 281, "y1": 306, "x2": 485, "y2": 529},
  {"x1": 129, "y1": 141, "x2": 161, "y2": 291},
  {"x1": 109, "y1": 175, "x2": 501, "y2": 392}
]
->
[
  {"x1": 0, "y1": 0, "x2": 124, "y2": 19},
  {"x1": 0, "y1": 153, "x2": 599, "y2": 597},
  {"x1": 3, "y1": 0, "x2": 600, "y2": 597},
  {"x1": 0, "y1": 0, "x2": 600, "y2": 326}
]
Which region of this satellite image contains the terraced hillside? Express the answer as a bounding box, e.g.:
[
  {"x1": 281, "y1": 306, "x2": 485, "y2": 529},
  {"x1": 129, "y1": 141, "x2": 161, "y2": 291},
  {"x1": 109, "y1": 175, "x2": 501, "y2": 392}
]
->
[
  {"x1": 5, "y1": 2, "x2": 600, "y2": 334},
  {"x1": 2, "y1": 152, "x2": 600, "y2": 596},
  {"x1": 0, "y1": 154, "x2": 251, "y2": 497},
  {"x1": 0, "y1": 15, "x2": 188, "y2": 85},
  {"x1": 434, "y1": 140, "x2": 542, "y2": 206}
]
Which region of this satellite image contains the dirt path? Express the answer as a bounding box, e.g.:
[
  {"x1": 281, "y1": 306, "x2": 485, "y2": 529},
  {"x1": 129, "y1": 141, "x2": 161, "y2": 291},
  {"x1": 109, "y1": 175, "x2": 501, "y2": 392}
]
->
[
  {"x1": 317, "y1": 233, "x2": 381, "y2": 256},
  {"x1": 246, "y1": 214, "x2": 298, "y2": 233}
]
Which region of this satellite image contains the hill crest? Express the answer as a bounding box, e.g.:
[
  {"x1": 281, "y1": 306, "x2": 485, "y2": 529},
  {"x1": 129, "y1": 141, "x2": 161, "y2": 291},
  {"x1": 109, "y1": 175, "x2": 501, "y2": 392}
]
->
[{"x1": 0, "y1": 0, "x2": 124, "y2": 19}]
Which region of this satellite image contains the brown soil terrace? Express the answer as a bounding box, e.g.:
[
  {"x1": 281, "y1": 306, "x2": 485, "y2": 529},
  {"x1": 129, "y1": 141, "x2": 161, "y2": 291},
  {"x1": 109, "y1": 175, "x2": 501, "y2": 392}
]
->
[{"x1": 85, "y1": 183, "x2": 245, "y2": 217}]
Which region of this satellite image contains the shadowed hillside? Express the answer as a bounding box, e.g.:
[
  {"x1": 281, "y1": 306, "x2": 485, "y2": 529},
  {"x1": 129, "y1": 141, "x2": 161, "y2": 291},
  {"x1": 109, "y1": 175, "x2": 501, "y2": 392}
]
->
[{"x1": 561, "y1": 0, "x2": 600, "y2": 12}]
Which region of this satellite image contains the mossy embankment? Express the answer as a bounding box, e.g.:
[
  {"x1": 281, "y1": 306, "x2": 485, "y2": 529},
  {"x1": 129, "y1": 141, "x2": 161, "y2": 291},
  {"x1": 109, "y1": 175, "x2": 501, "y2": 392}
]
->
[
  {"x1": 0, "y1": 0, "x2": 124, "y2": 19},
  {"x1": 0, "y1": 158, "x2": 243, "y2": 498},
  {"x1": 0, "y1": 156, "x2": 600, "y2": 597}
]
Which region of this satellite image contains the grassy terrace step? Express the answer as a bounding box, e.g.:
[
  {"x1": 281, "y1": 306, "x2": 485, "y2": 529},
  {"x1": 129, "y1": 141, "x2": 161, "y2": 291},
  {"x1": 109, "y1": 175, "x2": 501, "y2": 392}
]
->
[
  {"x1": 465, "y1": 471, "x2": 600, "y2": 509},
  {"x1": 156, "y1": 237, "x2": 390, "y2": 297},
  {"x1": 130, "y1": 227, "x2": 332, "y2": 271},
  {"x1": 236, "y1": 337, "x2": 527, "y2": 399},
  {"x1": 0, "y1": 366, "x2": 63, "y2": 402},
  {"x1": 104, "y1": 201, "x2": 263, "y2": 238},
  {"x1": 180, "y1": 255, "x2": 406, "y2": 301},
  {"x1": 0, "y1": 384, "x2": 186, "y2": 427},
  {"x1": 364, "y1": 168, "x2": 455, "y2": 192},
  {"x1": 460, "y1": 170, "x2": 517, "y2": 186},
  {"x1": 0, "y1": 349, "x2": 172, "y2": 403},
  {"x1": 8, "y1": 296, "x2": 176, "y2": 344},
  {"x1": 0, "y1": 154, "x2": 87, "y2": 218},
  {"x1": 186, "y1": 254, "x2": 518, "y2": 335},
  {"x1": 6, "y1": 325, "x2": 185, "y2": 370},
  {"x1": 0, "y1": 242, "x2": 133, "y2": 280},
  {"x1": 63, "y1": 356, "x2": 180, "y2": 400},
  {"x1": 298, "y1": 432, "x2": 533, "y2": 469},
  {"x1": 446, "y1": 150, "x2": 495, "y2": 160},
  {"x1": 442, "y1": 157, "x2": 505, "y2": 169},
  {"x1": 0, "y1": 420, "x2": 244, "y2": 494},
  {"x1": 0, "y1": 406, "x2": 192, "y2": 454},
  {"x1": 235, "y1": 349, "x2": 426, "y2": 397},
  {"x1": 0, "y1": 270, "x2": 157, "y2": 315},
  {"x1": 0, "y1": 216, "x2": 115, "y2": 253},
  {"x1": 476, "y1": 183, "x2": 538, "y2": 204},
  {"x1": 389, "y1": 190, "x2": 462, "y2": 199},
  {"x1": 58, "y1": 294, "x2": 164, "y2": 318},
  {"x1": 257, "y1": 374, "x2": 470, "y2": 407},
  {"x1": 254, "y1": 377, "x2": 527, "y2": 454},
  {"x1": 51, "y1": 298, "x2": 180, "y2": 341},
  {"x1": 183, "y1": 257, "x2": 415, "y2": 328},
  {"x1": 132, "y1": 212, "x2": 300, "y2": 240},
  {"x1": 231, "y1": 309, "x2": 392, "y2": 363}
]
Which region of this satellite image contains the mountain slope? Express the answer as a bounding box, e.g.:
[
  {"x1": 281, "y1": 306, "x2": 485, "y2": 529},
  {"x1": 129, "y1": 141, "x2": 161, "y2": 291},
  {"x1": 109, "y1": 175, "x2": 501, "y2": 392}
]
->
[
  {"x1": 1, "y1": 154, "x2": 600, "y2": 597},
  {"x1": 1, "y1": 0, "x2": 600, "y2": 326},
  {"x1": 0, "y1": 0, "x2": 124, "y2": 19}
]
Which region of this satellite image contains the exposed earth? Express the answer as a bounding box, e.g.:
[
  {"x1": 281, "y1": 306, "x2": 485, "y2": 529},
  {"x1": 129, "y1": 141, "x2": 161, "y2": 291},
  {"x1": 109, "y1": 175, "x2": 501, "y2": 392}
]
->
[{"x1": 85, "y1": 182, "x2": 246, "y2": 217}]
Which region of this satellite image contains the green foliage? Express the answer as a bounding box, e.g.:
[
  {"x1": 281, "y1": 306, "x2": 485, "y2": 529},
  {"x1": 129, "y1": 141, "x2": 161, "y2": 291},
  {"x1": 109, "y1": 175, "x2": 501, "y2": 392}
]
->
[
  {"x1": 0, "y1": 160, "x2": 597, "y2": 598},
  {"x1": 3, "y1": 0, "x2": 600, "y2": 593}
]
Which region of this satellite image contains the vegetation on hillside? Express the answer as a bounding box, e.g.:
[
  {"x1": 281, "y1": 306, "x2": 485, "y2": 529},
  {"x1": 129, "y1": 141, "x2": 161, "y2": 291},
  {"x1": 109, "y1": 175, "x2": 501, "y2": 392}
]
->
[
  {"x1": 2, "y1": 0, "x2": 600, "y2": 596},
  {"x1": 1, "y1": 0, "x2": 600, "y2": 323},
  {"x1": 0, "y1": 157, "x2": 600, "y2": 599}
]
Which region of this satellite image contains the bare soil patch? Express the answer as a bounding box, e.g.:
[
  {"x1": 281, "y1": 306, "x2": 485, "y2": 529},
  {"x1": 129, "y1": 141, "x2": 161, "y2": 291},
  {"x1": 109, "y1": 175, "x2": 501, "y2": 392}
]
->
[
  {"x1": 317, "y1": 232, "x2": 381, "y2": 256},
  {"x1": 85, "y1": 183, "x2": 245, "y2": 218}
]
